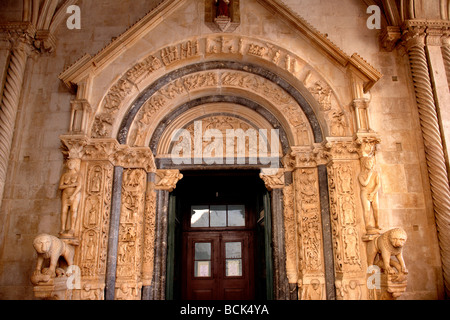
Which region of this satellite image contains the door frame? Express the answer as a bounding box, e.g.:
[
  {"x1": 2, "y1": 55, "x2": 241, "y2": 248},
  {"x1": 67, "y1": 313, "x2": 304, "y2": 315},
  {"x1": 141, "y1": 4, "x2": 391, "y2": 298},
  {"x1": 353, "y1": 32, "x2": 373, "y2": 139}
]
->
[{"x1": 165, "y1": 170, "x2": 274, "y2": 300}]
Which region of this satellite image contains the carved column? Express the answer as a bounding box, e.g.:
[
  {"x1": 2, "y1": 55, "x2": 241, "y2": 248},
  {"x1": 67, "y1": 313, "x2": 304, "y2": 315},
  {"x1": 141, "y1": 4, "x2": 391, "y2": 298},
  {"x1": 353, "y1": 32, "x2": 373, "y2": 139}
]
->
[
  {"x1": 77, "y1": 161, "x2": 114, "y2": 300},
  {"x1": 282, "y1": 147, "x2": 329, "y2": 300},
  {"x1": 105, "y1": 166, "x2": 123, "y2": 300},
  {"x1": 147, "y1": 169, "x2": 183, "y2": 300},
  {"x1": 325, "y1": 139, "x2": 368, "y2": 300},
  {"x1": 0, "y1": 30, "x2": 33, "y2": 209},
  {"x1": 441, "y1": 31, "x2": 450, "y2": 91},
  {"x1": 260, "y1": 169, "x2": 289, "y2": 299},
  {"x1": 114, "y1": 168, "x2": 147, "y2": 300},
  {"x1": 403, "y1": 22, "x2": 450, "y2": 297},
  {"x1": 141, "y1": 172, "x2": 157, "y2": 298}
]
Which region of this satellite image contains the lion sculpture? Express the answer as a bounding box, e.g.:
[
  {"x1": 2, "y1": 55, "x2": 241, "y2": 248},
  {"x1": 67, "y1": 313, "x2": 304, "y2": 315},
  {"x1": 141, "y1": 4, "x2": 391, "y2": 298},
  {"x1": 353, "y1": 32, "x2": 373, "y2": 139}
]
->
[
  {"x1": 31, "y1": 234, "x2": 75, "y2": 285},
  {"x1": 366, "y1": 228, "x2": 408, "y2": 276}
]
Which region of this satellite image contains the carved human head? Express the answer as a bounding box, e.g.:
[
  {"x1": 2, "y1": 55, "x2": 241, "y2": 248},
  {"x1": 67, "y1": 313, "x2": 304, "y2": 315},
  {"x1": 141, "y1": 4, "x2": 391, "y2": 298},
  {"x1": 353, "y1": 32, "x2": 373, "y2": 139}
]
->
[
  {"x1": 310, "y1": 279, "x2": 320, "y2": 289},
  {"x1": 67, "y1": 158, "x2": 81, "y2": 170},
  {"x1": 33, "y1": 234, "x2": 52, "y2": 253},
  {"x1": 361, "y1": 156, "x2": 375, "y2": 170},
  {"x1": 390, "y1": 228, "x2": 407, "y2": 248}
]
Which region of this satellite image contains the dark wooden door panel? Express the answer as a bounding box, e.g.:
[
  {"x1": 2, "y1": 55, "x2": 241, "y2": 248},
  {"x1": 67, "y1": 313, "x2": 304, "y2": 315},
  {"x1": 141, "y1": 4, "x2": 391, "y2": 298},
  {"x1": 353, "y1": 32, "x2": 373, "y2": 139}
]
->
[{"x1": 182, "y1": 231, "x2": 254, "y2": 300}]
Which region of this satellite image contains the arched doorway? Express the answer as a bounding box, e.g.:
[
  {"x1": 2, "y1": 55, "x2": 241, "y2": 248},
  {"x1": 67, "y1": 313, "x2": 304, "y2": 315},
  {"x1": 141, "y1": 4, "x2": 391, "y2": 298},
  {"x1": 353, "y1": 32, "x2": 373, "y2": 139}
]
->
[
  {"x1": 56, "y1": 29, "x2": 382, "y2": 300},
  {"x1": 166, "y1": 170, "x2": 272, "y2": 300}
]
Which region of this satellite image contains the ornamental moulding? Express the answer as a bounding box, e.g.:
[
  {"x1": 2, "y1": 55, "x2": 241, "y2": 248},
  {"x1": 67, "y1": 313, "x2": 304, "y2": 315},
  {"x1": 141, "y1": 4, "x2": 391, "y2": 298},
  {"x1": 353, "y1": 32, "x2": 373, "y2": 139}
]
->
[{"x1": 58, "y1": 0, "x2": 382, "y2": 96}]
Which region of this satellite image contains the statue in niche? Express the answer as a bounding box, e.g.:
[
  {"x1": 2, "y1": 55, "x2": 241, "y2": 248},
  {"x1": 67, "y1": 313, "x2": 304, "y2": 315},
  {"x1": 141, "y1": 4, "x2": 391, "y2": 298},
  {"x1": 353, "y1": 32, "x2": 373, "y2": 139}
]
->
[
  {"x1": 358, "y1": 156, "x2": 381, "y2": 235},
  {"x1": 215, "y1": 0, "x2": 230, "y2": 18},
  {"x1": 59, "y1": 159, "x2": 83, "y2": 236}
]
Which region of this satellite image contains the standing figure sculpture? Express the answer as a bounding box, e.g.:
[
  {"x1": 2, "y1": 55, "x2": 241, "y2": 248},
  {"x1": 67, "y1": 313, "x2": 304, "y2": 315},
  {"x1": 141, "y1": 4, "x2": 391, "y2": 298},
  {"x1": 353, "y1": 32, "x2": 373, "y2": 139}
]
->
[
  {"x1": 59, "y1": 158, "x2": 82, "y2": 236},
  {"x1": 358, "y1": 156, "x2": 381, "y2": 234},
  {"x1": 215, "y1": 0, "x2": 230, "y2": 18}
]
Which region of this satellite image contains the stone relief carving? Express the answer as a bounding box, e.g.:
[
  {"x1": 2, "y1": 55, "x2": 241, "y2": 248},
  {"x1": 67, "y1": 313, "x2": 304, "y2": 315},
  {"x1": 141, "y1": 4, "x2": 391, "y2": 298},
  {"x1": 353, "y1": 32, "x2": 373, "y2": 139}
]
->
[
  {"x1": 115, "y1": 169, "x2": 146, "y2": 300},
  {"x1": 92, "y1": 36, "x2": 345, "y2": 144},
  {"x1": 155, "y1": 169, "x2": 183, "y2": 192},
  {"x1": 130, "y1": 70, "x2": 310, "y2": 148},
  {"x1": 169, "y1": 115, "x2": 263, "y2": 158},
  {"x1": 59, "y1": 158, "x2": 83, "y2": 237},
  {"x1": 293, "y1": 168, "x2": 325, "y2": 294},
  {"x1": 260, "y1": 170, "x2": 285, "y2": 191},
  {"x1": 81, "y1": 283, "x2": 105, "y2": 300},
  {"x1": 300, "y1": 279, "x2": 324, "y2": 300},
  {"x1": 335, "y1": 279, "x2": 362, "y2": 300},
  {"x1": 142, "y1": 179, "x2": 157, "y2": 288},
  {"x1": 80, "y1": 163, "x2": 113, "y2": 280}
]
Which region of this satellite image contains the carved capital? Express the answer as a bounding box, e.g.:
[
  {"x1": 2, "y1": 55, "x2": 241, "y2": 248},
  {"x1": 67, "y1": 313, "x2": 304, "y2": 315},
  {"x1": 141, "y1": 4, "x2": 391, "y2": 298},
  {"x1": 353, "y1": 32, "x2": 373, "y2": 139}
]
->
[
  {"x1": 402, "y1": 22, "x2": 427, "y2": 51},
  {"x1": 34, "y1": 30, "x2": 57, "y2": 53},
  {"x1": 155, "y1": 169, "x2": 183, "y2": 191},
  {"x1": 113, "y1": 146, "x2": 156, "y2": 172},
  {"x1": 260, "y1": 169, "x2": 285, "y2": 190},
  {"x1": 60, "y1": 135, "x2": 90, "y2": 159},
  {"x1": 60, "y1": 136, "x2": 157, "y2": 172},
  {"x1": 283, "y1": 145, "x2": 330, "y2": 170},
  {"x1": 324, "y1": 138, "x2": 359, "y2": 160},
  {"x1": 354, "y1": 133, "x2": 381, "y2": 158},
  {"x1": 380, "y1": 26, "x2": 402, "y2": 52},
  {"x1": 402, "y1": 20, "x2": 450, "y2": 50}
]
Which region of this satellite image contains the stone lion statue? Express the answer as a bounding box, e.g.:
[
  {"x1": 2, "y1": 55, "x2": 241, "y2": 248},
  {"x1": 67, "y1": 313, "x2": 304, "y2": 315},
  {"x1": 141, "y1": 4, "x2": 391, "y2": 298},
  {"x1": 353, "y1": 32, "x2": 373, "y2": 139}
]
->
[
  {"x1": 366, "y1": 228, "x2": 408, "y2": 275},
  {"x1": 31, "y1": 234, "x2": 75, "y2": 285}
]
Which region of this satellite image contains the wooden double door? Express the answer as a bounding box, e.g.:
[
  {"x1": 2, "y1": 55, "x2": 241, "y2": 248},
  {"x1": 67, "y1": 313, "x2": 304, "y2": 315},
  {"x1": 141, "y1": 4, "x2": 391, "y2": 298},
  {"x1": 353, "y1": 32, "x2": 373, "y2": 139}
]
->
[{"x1": 183, "y1": 231, "x2": 254, "y2": 300}]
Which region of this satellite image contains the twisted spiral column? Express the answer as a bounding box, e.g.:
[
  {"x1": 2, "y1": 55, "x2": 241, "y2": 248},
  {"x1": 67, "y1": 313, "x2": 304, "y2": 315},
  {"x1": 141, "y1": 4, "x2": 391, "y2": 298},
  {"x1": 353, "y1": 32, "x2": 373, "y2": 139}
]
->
[
  {"x1": 407, "y1": 34, "x2": 450, "y2": 297},
  {"x1": 442, "y1": 37, "x2": 450, "y2": 91},
  {"x1": 0, "y1": 37, "x2": 31, "y2": 209}
]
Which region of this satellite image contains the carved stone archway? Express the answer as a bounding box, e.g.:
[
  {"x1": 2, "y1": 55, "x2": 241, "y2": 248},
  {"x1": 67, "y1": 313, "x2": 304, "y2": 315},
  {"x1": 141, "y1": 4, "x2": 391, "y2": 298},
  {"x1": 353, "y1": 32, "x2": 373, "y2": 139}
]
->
[
  {"x1": 53, "y1": 50, "x2": 383, "y2": 300},
  {"x1": 31, "y1": 0, "x2": 413, "y2": 301}
]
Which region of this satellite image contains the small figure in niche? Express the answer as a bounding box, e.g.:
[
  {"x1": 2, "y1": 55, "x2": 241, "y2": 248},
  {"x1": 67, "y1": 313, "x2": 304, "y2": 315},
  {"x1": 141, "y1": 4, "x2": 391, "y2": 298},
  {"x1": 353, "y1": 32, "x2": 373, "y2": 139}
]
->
[{"x1": 216, "y1": 0, "x2": 230, "y2": 18}]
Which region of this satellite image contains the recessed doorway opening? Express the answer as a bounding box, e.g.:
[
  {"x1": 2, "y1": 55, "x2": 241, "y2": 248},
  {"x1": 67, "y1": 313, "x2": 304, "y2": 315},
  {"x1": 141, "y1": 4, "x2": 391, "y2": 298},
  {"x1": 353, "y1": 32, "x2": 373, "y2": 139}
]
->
[{"x1": 165, "y1": 170, "x2": 273, "y2": 300}]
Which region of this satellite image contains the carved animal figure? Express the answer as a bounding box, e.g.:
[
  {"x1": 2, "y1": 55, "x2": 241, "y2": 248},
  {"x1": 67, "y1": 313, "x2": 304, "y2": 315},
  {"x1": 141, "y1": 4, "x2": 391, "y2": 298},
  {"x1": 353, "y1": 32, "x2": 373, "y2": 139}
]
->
[
  {"x1": 366, "y1": 228, "x2": 408, "y2": 275},
  {"x1": 32, "y1": 234, "x2": 75, "y2": 279}
]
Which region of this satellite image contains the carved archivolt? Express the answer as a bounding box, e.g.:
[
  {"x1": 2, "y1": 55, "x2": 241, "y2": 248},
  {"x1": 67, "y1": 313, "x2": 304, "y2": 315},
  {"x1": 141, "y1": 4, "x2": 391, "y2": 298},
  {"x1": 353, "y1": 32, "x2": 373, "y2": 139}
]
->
[{"x1": 88, "y1": 35, "x2": 350, "y2": 145}]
